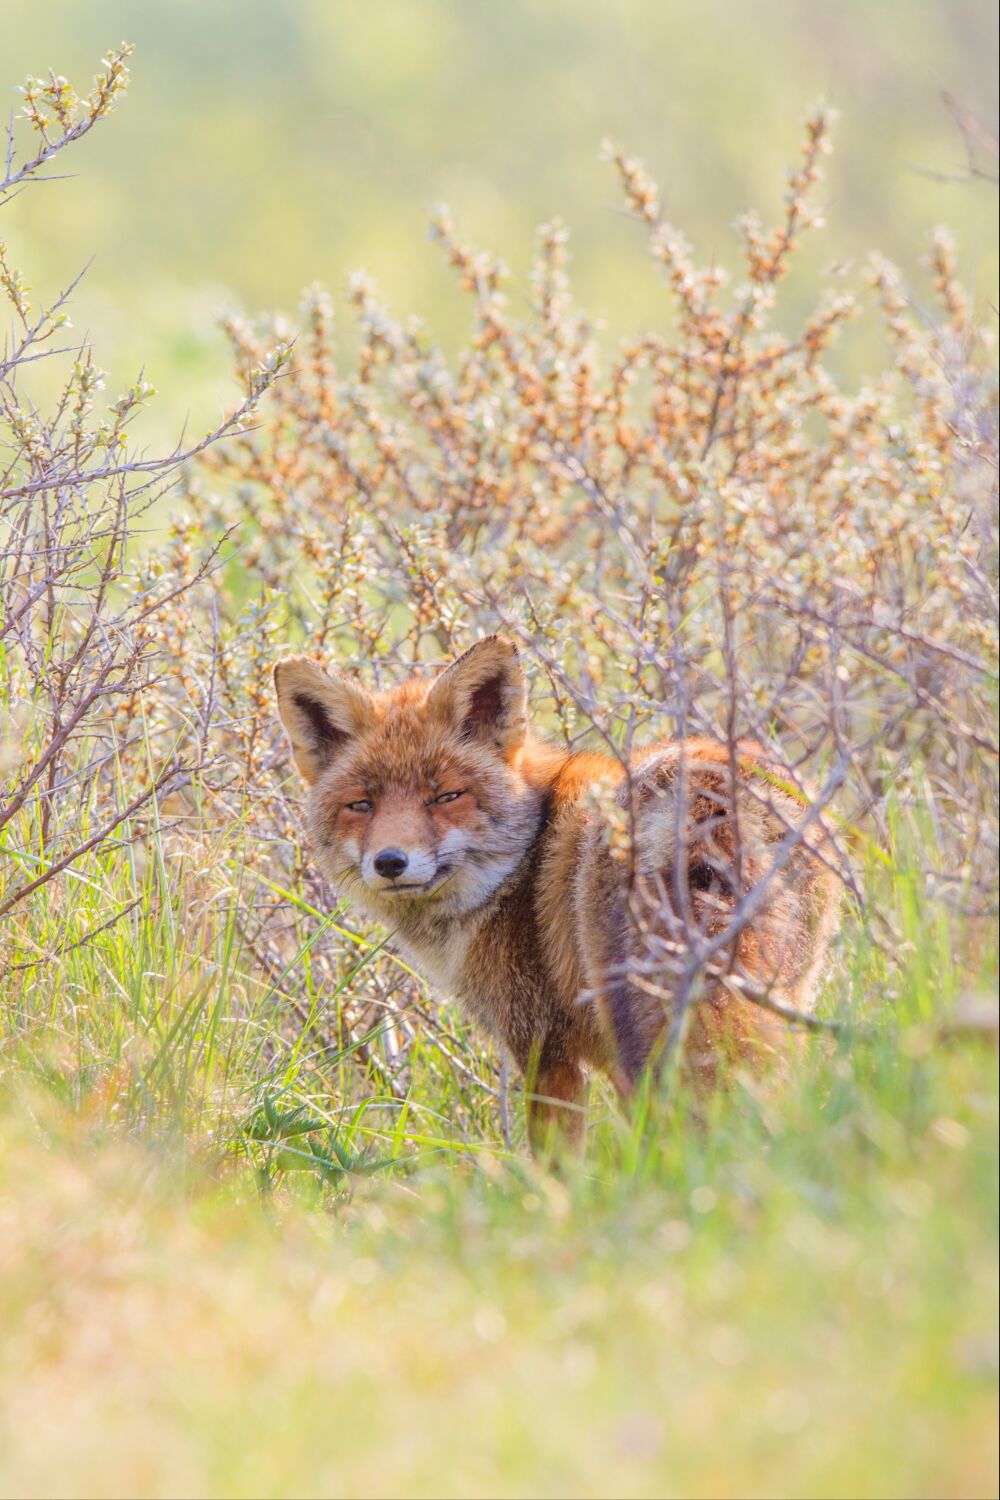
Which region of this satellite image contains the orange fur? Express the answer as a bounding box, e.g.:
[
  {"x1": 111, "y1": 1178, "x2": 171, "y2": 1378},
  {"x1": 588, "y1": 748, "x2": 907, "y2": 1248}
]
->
[{"x1": 274, "y1": 637, "x2": 840, "y2": 1152}]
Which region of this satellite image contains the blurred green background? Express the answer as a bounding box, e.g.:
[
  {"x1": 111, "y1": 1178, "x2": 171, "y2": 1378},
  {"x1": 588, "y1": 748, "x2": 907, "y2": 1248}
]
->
[{"x1": 3, "y1": 0, "x2": 997, "y2": 432}]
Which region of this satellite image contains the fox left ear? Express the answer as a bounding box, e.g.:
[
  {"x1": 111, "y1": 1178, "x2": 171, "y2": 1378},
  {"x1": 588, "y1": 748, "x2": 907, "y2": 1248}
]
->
[
  {"x1": 273, "y1": 655, "x2": 373, "y2": 785},
  {"x1": 426, "y1": 635, "x2": 528, "y2": 753}
]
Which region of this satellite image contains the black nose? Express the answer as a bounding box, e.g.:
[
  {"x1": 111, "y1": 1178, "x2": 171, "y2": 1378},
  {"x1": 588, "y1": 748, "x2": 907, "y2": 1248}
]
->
[{"x1": 374, "y1": 848, "x2": 408, "y2": 879}]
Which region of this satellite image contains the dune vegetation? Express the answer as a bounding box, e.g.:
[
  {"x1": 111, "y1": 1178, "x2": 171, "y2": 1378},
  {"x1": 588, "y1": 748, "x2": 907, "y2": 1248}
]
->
[{"x1": 1, "y1": 37, "x2": 997, "y2": 1500}]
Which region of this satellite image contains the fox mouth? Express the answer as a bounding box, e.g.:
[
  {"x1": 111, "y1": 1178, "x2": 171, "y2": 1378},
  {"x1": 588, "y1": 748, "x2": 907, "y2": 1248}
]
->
[{"x1": 377, "y1": 863, "x2": 455, "y2": 898}]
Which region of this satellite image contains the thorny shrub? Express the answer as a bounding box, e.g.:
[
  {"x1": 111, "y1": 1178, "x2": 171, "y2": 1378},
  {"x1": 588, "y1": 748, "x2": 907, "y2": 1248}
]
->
[
  {"x1": 0, "y1": 48, "x2": 286, "y2": 1083},
  {"x1": 2, "y1": 48, "x2": 997, "y2": 1145}
]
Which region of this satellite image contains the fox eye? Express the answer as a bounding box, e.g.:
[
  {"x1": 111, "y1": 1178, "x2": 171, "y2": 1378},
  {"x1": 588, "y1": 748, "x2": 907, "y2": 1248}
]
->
[
  {"x1": 345, "y1": 799, "x2": 374, "y2": 814},
  {"x1": 430, "y1": 790, "x2": 464, "y2": 806}
]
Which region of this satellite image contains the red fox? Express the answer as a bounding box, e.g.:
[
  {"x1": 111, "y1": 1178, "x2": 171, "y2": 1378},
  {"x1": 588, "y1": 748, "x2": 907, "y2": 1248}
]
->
[{"x1": 274, "y1": 636, "x2": 840, "y2": 1150}]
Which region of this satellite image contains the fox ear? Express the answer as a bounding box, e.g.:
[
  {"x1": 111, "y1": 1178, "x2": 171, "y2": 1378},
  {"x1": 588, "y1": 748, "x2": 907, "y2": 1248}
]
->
[
  {"x1": 426, "y1": 635, "x2": 527, "y2": 753},
  {"x1": 273, "y1": 656, "x2": 373, "y2": 785}
]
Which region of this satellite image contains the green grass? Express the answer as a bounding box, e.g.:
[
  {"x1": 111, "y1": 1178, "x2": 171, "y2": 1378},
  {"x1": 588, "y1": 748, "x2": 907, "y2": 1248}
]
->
[{"x1": 1, "y1": 808, "x2": 997, "y2": 1499}]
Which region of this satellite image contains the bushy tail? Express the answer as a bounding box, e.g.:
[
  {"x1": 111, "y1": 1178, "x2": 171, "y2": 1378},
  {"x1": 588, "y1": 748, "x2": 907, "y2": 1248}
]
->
[{"x1": 579, "y1": 740, "x2": 841, "y2": 1087}]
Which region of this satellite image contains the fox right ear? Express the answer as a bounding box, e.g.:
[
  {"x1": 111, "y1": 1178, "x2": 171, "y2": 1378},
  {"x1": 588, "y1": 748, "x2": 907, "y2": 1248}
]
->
[
  {"x1": 426, "y1": 634, "x2": 528, "y2": 754},
  {"x1": 273, "y1": 656, "x2": 373, "y2": 785}
]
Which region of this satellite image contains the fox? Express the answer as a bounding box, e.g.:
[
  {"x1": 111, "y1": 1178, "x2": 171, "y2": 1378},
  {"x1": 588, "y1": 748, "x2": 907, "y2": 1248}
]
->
[{"x1": 274, "y1": 635, "x2": 840, "y2": 1151}]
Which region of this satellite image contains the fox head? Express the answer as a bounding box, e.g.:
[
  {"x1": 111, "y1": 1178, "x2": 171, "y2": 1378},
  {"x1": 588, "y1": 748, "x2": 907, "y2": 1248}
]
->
[{"x1": 273, "y1": 636, "x2": 545, "y2": 920}]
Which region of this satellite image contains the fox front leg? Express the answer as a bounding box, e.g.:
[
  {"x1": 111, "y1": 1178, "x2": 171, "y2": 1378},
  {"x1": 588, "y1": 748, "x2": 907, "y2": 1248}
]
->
[{"x1": 525, "y1": 1048, "x2": 589, "y2": 1159}]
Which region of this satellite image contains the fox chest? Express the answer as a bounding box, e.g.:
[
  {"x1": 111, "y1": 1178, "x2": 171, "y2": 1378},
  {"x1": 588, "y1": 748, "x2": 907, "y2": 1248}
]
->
[
  {"x1": 399, "y1": 913, "x2": 555, "y2": 1065},
  {"x1": 400, "y1": 925, "x2": 476, "y2": 1002}
]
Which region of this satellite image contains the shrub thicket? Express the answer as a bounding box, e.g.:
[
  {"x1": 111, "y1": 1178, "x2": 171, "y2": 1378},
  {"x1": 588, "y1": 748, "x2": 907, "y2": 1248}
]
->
[{"x1": 2, "y1": 49, "x2": 997, "y2": 1151}]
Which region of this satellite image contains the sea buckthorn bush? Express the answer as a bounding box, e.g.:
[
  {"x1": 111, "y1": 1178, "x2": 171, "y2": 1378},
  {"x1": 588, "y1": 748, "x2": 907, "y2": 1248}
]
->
[{"x1": 2, "y1": 53, "x2": 997, "y2": 1151}]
